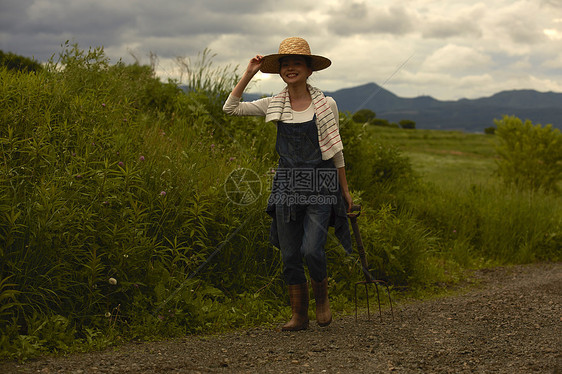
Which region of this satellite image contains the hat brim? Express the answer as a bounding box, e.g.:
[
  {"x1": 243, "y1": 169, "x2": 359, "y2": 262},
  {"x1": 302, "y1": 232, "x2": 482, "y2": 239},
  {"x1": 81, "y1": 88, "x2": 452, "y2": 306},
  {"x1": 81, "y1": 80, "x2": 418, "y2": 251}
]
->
[{"x1": 259, "y1": 54, "x2": 331, "y2": 74}]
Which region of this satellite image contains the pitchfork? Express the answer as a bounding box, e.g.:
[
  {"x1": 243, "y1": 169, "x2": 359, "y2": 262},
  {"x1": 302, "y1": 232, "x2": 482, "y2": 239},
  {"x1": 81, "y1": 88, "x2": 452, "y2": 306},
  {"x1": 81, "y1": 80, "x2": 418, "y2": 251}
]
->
[{"x1": 348, "y1": 205, "x2": 394, "y2": 322}]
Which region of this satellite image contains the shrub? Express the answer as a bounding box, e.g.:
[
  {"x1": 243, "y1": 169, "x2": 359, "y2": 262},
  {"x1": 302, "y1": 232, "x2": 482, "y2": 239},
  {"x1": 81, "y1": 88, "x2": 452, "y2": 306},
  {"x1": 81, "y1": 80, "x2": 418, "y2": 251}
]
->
[
  {"x1": 0, "y1": 50, "x2": 43, "y2": 72},
  {"x1": 371, "y1": 118, "x2": 399, "y2": 128},
  {"x1": 399, "y1": 119, "x2": 416, "y2": 130},
  {"x1": 339, "y1": 114, "x2": 415, "y2": 206},
  {"x1": 358, "y1": 204, "x2": 439, "y2": 286},
  {"x1": 352, "y1": 109, "x2": 376, "y2": 124},
  {"x1": 0, "y1": 43, "x2": 284, "y2": 361},
  {"x1": 494, "y1": 115, "x2": 562, "y2": 192}
]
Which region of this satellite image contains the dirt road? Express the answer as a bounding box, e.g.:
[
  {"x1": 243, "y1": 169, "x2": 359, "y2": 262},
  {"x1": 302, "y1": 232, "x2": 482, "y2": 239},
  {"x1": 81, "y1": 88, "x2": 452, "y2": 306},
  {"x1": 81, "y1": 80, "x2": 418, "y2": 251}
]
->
[{"x1": 3, "y1": 262, "x2": 560, "y2": 373}]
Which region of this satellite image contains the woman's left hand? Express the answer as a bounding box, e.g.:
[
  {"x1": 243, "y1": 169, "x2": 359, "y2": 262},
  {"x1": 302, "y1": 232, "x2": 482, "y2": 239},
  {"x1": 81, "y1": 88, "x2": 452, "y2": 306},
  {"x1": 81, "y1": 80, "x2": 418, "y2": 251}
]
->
[
  {"x1": 337, "y1": 167, "x2": 353, "y2": 212},
  {"x1": 343, "y1": 190, "x2": 353, "y2": 213}
]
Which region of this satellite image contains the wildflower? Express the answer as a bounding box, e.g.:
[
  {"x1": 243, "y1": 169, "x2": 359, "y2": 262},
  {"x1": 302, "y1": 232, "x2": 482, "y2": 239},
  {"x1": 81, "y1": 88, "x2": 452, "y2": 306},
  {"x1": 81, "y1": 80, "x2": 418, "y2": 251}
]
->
[
  {"x1": 139, "y1": 155, "x2": 145, "y2": 161},
  {"x1": 102, "y1": 103, "x2": 106, "y2": 107},
  {"x1": 211, "y1": 144, "x2": 215, "y2": 150},
  {"x1": 72, "y1": 152, "x2": 76, "y2": 157},
  {"x1": 158, "y1": 315, "x2": 164, "y2": 321},
  {"x1": 108, "y1": 277, "x2": 117, "y2": 285},
  {"x1": 229, "y1": 157, "x2": 236, "y2": 162},
  {"x1": 118, "y1": 161, "x2": 124, "y2": 167},
  {"x1": 160, "y1": 190, "x2": 166, "y2": 197},
  {"x1": 102, "y1": 201, "x2": 109, "y2": 205},
  {"x1": 75, "y1": 174, "x2": 83, "y2": 179}
]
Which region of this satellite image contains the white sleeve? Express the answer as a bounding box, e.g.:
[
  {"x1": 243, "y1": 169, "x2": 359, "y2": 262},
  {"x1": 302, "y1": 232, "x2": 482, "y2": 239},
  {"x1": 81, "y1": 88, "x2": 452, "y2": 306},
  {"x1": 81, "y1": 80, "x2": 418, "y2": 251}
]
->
[
  {"x1": 332, "y1": 150, "x2": 345, "y2": 168},
  {"x1": 222, "y1": 94, "x2": 271, "y2": 117}
]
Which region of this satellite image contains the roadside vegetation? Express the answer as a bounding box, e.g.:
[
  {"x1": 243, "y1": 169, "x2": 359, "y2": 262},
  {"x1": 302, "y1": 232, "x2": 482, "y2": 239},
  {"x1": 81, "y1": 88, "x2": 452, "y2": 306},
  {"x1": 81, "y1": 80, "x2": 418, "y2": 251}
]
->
[{"x1": 1, "y1": 44, "x2": 560, "y2": 362}]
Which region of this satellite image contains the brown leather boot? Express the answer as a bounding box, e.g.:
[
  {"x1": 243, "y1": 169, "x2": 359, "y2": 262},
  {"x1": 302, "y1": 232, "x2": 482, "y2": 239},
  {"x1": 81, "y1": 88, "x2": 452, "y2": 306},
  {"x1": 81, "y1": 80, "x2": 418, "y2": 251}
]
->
[
  {"x1": 282, "y1": 282, "x2": 309, "y2": 331},
  {"x1": 311, "y1": 278, "x2": 332, "y2": 327}
]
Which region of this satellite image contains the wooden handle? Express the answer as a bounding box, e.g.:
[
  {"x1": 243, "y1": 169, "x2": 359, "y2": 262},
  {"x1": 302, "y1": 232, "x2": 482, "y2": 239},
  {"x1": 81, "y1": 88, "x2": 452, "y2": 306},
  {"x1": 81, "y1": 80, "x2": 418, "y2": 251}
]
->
[{"x1": 348, "y1": 206, "x2": 372, "y2": 282}]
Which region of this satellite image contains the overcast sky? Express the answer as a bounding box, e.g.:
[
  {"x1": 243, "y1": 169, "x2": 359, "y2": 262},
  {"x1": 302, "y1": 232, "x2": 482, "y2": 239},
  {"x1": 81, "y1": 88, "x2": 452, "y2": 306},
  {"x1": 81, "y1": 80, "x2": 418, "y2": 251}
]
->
[{"x1": 1, "y1": 0, "x2": 562, "y2": 100}]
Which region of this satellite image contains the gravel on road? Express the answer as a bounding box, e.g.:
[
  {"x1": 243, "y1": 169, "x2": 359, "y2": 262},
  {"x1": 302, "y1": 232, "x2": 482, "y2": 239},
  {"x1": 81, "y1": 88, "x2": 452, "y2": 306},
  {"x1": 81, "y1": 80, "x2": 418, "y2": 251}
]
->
[{"x1": 2, "y1": 262, "x2": 560, "y2": 373}]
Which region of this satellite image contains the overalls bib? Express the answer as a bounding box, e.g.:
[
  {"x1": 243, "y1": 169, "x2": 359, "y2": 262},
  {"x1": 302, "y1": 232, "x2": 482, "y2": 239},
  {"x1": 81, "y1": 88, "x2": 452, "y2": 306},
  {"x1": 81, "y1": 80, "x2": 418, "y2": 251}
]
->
[{"x1": 266, "y1": 117, "x2": 351, "y2": 284}]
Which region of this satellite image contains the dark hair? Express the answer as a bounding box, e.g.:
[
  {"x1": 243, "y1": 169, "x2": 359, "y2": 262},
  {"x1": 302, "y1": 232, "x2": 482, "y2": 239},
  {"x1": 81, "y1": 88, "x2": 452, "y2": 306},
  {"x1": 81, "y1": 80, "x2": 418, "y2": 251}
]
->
[{"x1": 278, "y1": 55, "x2": 313, "y2": 70}]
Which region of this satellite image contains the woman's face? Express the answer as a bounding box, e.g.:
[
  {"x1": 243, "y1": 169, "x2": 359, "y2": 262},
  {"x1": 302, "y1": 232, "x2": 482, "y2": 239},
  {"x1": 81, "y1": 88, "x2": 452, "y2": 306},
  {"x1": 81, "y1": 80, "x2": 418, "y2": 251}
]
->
[{"x1": 279, "y1": 56, "x2": 312, "y2": 85}]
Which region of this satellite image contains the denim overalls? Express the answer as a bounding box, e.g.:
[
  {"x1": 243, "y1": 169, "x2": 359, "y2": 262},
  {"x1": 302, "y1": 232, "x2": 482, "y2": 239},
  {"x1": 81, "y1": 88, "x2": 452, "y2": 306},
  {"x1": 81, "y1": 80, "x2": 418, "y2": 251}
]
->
[{"x1": 267, "y1": 117, "x2": 352, "y2": 285}]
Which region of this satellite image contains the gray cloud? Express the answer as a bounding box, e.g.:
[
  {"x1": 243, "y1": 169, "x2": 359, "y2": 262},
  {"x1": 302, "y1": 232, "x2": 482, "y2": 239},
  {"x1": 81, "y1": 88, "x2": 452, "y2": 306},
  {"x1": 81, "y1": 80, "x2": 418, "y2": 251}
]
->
[
  {"x1": 1, "y1": 0, "x2": 561, "y2": 100},
  {"x1": 422, "y1": 17, "x2": 482, "y2": 39},
  {"x1": 0, "y1": 0, "x2": 27, "y2": 30},
  {"x1": 497, "y1": 18, "x2": 548, "y2": 45},
  {"x1": 2, "y1": 0, "x2": 135, "y2": 60},
  {"x1": 327, "y1": 3, "x2": 416, "y2": 36},
  {"x1": 0, "y1": 0, "x2": 326, "y2": 62},
  {"x1": 540, "y1": 0, "x2": 562, "y2": 7}
]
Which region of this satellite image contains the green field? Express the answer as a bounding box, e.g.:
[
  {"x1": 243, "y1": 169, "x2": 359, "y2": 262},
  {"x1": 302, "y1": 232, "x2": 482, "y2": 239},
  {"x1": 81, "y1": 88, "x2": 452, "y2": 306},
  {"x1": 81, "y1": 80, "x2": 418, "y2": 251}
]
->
[
  {"x1": 371, "y1": 127, "x2": 501, "y2": 187},
  {"x1": 383, "y1": 129, "x2": 493, "y2": 188},
  {"x1": 369, "y1": 126, "x2": 562, "y2": 193}
]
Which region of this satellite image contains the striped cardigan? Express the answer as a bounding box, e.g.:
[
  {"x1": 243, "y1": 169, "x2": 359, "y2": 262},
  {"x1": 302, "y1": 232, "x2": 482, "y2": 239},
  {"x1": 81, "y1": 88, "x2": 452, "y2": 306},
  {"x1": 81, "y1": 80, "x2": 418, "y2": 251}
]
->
[{"x1": 264, "y1": 85, "x2": 344, "y2": 161}]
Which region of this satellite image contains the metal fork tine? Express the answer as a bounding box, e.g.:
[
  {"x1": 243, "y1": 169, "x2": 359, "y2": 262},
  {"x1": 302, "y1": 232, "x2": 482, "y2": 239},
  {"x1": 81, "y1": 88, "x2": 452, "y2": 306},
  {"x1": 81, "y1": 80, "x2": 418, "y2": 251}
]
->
[
  {"x1": 354, "y1": 279, "x2": 394, "y2": 322},
  {"x1": 349, "y1": 205, "x2": 394, "y2": 323}
]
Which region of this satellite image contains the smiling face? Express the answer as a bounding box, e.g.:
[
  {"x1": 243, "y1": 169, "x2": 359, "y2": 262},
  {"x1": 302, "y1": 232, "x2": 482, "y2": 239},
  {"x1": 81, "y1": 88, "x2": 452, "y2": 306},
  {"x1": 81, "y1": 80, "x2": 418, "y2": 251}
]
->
[{"x1": 279, "y1": 56, "x2": 313, "y2": 86}]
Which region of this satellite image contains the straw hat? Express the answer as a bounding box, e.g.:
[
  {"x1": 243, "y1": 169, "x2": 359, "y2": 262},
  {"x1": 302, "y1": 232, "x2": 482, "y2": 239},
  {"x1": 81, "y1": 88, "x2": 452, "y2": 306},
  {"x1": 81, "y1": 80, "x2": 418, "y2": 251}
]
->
[{"x1": 260, "y1": 37, "x2": 331, "y2": 74}]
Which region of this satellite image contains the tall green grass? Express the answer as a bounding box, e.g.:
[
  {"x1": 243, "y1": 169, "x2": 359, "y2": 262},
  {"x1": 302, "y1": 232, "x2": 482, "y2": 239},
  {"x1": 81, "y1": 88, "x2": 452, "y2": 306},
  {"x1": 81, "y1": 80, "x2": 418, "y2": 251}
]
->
[
  {"x1": 411, "y1": 182, "x2": 560, "y2": 265},
  {"x1": 0, "y1": 44, "x2": 284, "y2": 360},
  {"x1": 367, "y1": 125, "x2": 561, "y2": 265}
]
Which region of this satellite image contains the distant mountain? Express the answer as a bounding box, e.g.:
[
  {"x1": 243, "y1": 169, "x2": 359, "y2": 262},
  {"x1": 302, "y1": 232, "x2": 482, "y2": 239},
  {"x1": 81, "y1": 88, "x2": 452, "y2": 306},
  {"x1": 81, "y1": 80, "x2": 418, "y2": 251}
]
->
[{"x1": 242, "y1": 83, "x2": 562, "y2": 132}]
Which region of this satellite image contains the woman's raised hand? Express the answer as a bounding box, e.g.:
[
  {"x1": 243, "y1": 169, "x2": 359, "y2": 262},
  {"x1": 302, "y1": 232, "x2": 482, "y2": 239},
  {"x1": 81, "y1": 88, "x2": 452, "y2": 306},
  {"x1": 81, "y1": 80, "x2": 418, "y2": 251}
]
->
[
  {"x1": 246, "y1": 55, "x2": 264, "y2": 76},
  {"x1": 231, "y1": 55, "x2": 264, "y2": 98}
]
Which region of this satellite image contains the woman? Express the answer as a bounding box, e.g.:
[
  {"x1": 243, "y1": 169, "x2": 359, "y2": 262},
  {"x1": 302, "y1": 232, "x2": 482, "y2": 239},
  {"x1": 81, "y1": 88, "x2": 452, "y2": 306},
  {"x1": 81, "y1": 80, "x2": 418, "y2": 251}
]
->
[{"x1": 223, "y1": 37, "x2": 352, "y2": 331}]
